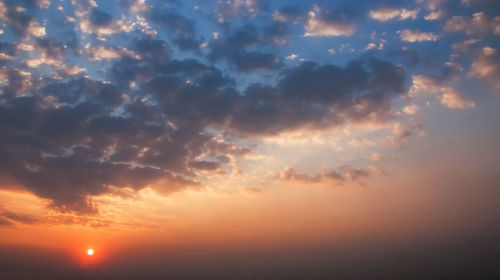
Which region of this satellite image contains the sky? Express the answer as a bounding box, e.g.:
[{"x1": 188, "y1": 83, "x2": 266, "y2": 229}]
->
[{"x1": 0, "y1": 0, "x2": 499, "y2": 279}]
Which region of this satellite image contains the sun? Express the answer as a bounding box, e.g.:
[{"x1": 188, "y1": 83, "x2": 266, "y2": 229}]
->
[{"x1": 87, "y1": 249, "x2": 94, "y2": 256}]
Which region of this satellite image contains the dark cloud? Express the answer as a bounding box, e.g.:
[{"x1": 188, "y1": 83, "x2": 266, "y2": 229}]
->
[
  {"x1": 0, "y1": 53, "x2": 405, "y2": 212},
  {"x1": 0, "y1": 0, "x2": 36, "y2": 36},
  {"x1": 0, "y1": 211, "x2": 38, "y2": 225},
  {"x1": 89, "y1": 8, "x2": 113, "y2": 27},
  {"x1": 232, "y1": 51, "x2": 283, "y2": 72},
  {"x1": 227, "y1": 59, "x2": 406, "y2": 136},
  {"x1": 151, "y1": 9, "x2": 195, "y2": 36},
  {"x1": 387, "y1": 47, "x2": 421, "y2": 66},
  {"x1": 172, "y1": 35, "x2": 203, "y2": 52},
  {"x1": 273, "y1": 6, "x2": 307, "y2": 23},
  {"x1": 0, "y1": 217, "x2": 13, "y2": 226},
  {"x1": 214, "y1": 0, "x2": 269, "y2": 22},
  {"x1": 0, "y1": 0, "x2": 411, "y2": 213},
  {"x1": 208, "y1": 23, "x2": 287, "y2": 72}
]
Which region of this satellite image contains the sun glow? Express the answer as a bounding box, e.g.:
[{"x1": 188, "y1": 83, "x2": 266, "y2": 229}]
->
[{"x1": 87, "y1": 249, "x2": 94, "y2": 256}]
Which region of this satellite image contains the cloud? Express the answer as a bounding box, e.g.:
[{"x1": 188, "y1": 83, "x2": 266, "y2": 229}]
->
[
  {"x1": 403, "y1": 104, "x2": 419, "y2": 115},
  {"x1": 399, "y1": 29, "x2": 438, "y2": 42},
  {"x1": 0, "y1": 1, "x2": 38, "y2": 36},
  {"x1": 371, "y1": 153, "x2": 381, "y2": 162},
  {"x1": 369, "y1": 8, "x2": 419, "y2": 22},
  {"x1": 409, "y1": 68, "x2": 476, "y2": 109},
  {"x1": 214, "y1": 0, "x2": 268, "y2": 22},
  {"x1": 273, "y1": 165, "x2": 373, "y2": 184},
  {"x1": 0, "y1": 0, "x2": 461, "y2": 215},
  {"x1": 27, "y1": 20, "x2": 46, "y2": 37},
  {"x1": 55, "y1": 65, "x2": 87, "y2": 78},
  {"x1": 150, "y1": 9, "x2": 195, "y2": 35},
  {"x1": 79, "y1": 8, "x2": 134, "y2": 36},
  {"x1": 386, "y1": 46, "x2": 420, "y2": 65},
  {"x1": 409, "y1": 74, "x2": 442, "y2": 96},
  {"x1": 227, "y1": 59, "x2": 406, "y2": 136},
  {"x1": 86, "y1": 44, "x2": 140, "y2": 61},
  {"x1": 23, "y1": 38, "x2": 66, "y2": 68},
  {"x1": 391, "y1": 122, "x2": 412, "y2": 145},
  {"x1": 273, "y1": 6, "x2": 306, "y2": 23},
  {"x1": 445, "y1": 12, "x2": 500, "y2": 35},
  {"x1": 208, "y1": 23, "x2": 286, "y2": 72},
  {"x1": 0, "y1": 211, "x2": 39, "y2": 225},
  {"x1": 424, "y1": 10, "x2": 443, "y2": 20},
  {"x1": 439, "y1": 87, "x2": 475, "y2": 108},
  {"x1": 304, "y1": 10, "x2": 355, "y2": 37},
  {"x1": 468, "y1": 46, "x2": 500, "y2": 89}
]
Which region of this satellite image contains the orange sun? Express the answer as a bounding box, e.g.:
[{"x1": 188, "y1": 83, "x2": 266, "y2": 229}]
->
[{"x1": 87, "y1": 249, "x2": 94, "y2": 256}]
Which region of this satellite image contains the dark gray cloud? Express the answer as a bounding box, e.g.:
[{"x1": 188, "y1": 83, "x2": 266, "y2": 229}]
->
[
  {"x1": 208, "y1": 23, "x2": 287, "y2": 72},
  {"x1": 89, "y1": 8, "x2": 113, "y2": 27}
]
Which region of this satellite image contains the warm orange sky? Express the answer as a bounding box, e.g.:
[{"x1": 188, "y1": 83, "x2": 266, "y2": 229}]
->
[{"x1": 1, "y1": 0, "x2": 500, "y2": 279}]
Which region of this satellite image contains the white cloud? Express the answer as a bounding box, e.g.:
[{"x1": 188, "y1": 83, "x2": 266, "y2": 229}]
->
[
  {"x1": 286, "y1": 54, "x2": 298, "y2": 60},
  {"x1": 409, "y1": 75, "x2": 475, "y2": 109},
  {"x1": 304, "y1": 11, "x2": 355, "y2": 37},
  {"x1": 445, "y1": 13, "x2": 500, "y2": 35},
  {"x1": 130, "y1": 0, "x2": 149, "y2": 13},
  {"x1": 86, "y1": 45, "x2": 140, "y2": 61},
  {"x1": 468, "y1": 46, "x2": 500, "y2": 89},
  {"x1": 424, "y1": 10, "x2": 442, "y2": 20},
  {"x1": 369, "y1": 8, "x2": 419, "y2": 22},
  {"x1": 392, "y1": 122, "x2": 411, "y2": 145},
  {"x1": 365, "y1": 42, "x2": 376, "y2": 51},
  {"x1": 410, "y1": 74, "x2": 441, "y2": 96},
  {"x1": 27, "y1": 21, "x2": 46, "y2": 37},
  {"x1": 37, "y1": 0, "x2": 51, "y2": 9},
  {"x1": 0, "y1": 52, "x2": 15, "y2": 60},
  {"x1": 399, "y1": 29, "x2": 438, "y2": 42},
  {"x1": 440, "y1": 87, "x2": 475, "y2": 108},
  {"x1": 403, "y1": 104, "x2": 419, "y2": 115}
]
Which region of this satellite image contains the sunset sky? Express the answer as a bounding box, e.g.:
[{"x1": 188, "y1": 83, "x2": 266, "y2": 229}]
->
[{"x1": 0, "y1": 0, "x2": 499, "y2": 279}]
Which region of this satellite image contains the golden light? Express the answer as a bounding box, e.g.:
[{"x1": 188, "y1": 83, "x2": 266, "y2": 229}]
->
[{"x1": 87, "y1": 249, "x2": 94, "y2": 256}]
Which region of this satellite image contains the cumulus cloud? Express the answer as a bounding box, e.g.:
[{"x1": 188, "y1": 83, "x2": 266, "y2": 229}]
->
[
  {"x1": 410, "y1": 73, "x2": 476, "y2": 109},
  {"x1": 23, "y1": 38, "x2": 66, "y2": 68},
  {"x1": 445, "y1": 12, "x2": 500, "y2": 35},
  {"x1": 369, "y1": 8, "x2": 419, "y2": 22},
  {"x1": 304, "y1": 10, "x2": 355, "y2": 37},
  {"x1": 79, "y1": 8, "x2": 134, "y2": 36},
  {"x1": 0, "y1": 1, "x2": 46, "y2": 37},
  {"x1": 392, "y1": 122, "x2": 412, "y2": 145},
  {"x1": 208, "y1": 23, "x2": 286, "y2": 72},
  {"x1": 403, "y1": 104, "x2": 419, "y2": 115},
  {"x1": 440, "y1": 87, "x2": 476, "y2": 108},
  {"x1": 399, "y1": 29, "x2": 438, "y2": 42},
  {"x1": 468, "y1": 46, "x2": 500, "y2": 89}
]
